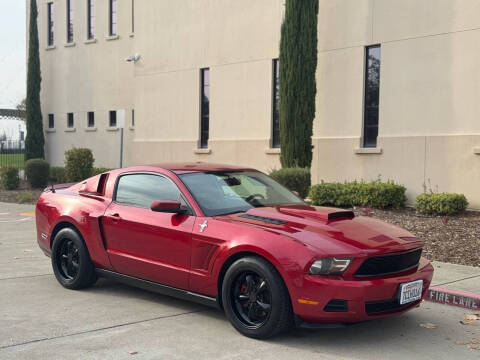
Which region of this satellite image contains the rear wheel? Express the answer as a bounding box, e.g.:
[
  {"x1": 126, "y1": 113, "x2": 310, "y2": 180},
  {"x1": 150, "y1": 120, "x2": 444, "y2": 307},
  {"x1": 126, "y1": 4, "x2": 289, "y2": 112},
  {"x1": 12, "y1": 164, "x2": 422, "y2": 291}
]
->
[
  {"x1": 222, "y1": 256, "x2": 293, "y2": 339},
  {"x1": 51, "y1": 228, "x2": 97, "y2": 289}
]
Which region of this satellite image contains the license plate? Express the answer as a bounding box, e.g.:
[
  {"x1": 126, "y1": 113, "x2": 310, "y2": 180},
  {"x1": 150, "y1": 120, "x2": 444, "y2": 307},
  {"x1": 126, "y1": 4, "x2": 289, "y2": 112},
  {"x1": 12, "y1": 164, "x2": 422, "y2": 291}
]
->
[{"x1": 399, "y1": 280, "x2": 423, "y2": 305}]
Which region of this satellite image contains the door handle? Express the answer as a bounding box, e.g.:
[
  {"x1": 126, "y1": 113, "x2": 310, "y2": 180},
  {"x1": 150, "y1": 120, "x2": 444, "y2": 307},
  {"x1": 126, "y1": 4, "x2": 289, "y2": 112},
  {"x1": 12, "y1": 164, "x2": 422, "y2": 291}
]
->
[{"x1": 107, "y1": 213, "x2": 121, "y2": 222}]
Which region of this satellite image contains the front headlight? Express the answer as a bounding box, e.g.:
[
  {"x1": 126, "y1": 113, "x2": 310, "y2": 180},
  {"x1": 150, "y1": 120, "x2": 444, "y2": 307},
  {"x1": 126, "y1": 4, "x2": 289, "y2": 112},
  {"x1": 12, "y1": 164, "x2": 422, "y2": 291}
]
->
[{"x1": 308, "y1": 258, "x2": 352, "y2": 275}]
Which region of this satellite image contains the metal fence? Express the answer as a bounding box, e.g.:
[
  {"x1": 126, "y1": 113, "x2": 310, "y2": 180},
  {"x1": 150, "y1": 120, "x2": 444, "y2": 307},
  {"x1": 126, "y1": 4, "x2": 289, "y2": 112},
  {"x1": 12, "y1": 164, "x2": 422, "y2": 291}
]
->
[{"x1": 0, "y1": 140, "x2": 25, "y2": 169}]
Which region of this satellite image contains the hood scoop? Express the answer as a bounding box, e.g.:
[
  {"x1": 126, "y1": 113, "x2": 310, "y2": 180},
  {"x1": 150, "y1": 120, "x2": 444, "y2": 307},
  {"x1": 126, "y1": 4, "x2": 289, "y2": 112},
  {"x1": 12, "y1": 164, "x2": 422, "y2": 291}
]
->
[
  {"x1": 278, "y1": 207, "x2": 355, "y2": 222},
  {"x1": 239, "y1": 214, "x2": 286, "y2": 225}
]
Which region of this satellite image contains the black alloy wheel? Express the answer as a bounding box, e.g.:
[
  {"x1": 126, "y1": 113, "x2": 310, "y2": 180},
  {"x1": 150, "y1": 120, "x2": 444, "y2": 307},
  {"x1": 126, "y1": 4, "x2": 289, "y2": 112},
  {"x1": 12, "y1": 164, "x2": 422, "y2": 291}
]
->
[
  {"x1": 52, "y1": 227, "x2": 97, "y2": 289},
  {"x1": 222, "y1": 256, "x2": 293, "y2": 339},
  {"x1": 232, "y1": 272, "x2": 272, "y2": 328}
]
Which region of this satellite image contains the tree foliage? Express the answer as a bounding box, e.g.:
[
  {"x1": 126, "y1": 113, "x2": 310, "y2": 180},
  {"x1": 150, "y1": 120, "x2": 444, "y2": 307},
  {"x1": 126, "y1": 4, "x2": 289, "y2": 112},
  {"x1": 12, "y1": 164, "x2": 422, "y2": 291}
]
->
[
  {"x1": 25, "y1": 0, "x2": 45, "y2": 160},
  {"x1": 279, "y1": 0, "x2": 318, "y2": 168}
]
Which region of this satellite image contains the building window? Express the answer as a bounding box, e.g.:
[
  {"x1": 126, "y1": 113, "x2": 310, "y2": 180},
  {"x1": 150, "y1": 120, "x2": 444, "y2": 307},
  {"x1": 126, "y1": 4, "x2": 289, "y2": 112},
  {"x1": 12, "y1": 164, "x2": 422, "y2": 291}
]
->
[
  {"x1": 87, "y1": 0, "x2": 95, "y2": 39},
  {"x1": 109, "y1": 110, "x2": 117, "y2": 127},
  {"x1": 88, "y1": 112, "x2": 95, "y2": 127},
  {"x1": 272, "y1": 59, "x2": 280, "y2": 148},
  {"x1": 131, "y1": 109, "x2": 135, "y2": 127},
  {"x1": 109, "y1": 0, "x2": 117, "y2": 36},
  {"x1": 47, "y1": 3, "x2": 54, "y2": 46},
  {"x1": 66, "y1": 0, "x2": 74, "y2": 43},
  {"x1": 48, "y1": 114, "x2": 54, "y2": 129},
  {"x1": 363, "y1": 45, "x2": 381, "y2": 148},
  {"x1": 67, "y1": 113, "x2": 74, "y2": 128},
  {"x1": 200, "y1": 68, "x2": 210, "y2": 149}
]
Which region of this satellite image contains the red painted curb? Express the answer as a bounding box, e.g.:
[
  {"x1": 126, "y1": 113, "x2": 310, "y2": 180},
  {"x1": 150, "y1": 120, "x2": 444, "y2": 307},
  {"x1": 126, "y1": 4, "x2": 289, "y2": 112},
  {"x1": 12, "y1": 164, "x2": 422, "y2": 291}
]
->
[{"x1": 425, "y1": 286, "x2": 480, "y2": 310}]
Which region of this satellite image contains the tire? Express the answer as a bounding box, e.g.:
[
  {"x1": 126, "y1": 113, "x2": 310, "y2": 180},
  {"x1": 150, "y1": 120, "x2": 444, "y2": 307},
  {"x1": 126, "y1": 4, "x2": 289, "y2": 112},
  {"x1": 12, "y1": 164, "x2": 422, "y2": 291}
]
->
[
  {"x1": 51, "y1": 227, "x2": 97, "y2": 290},
  {"x1": 221, "y1": 256, "x2": 293, "y2": 339}
]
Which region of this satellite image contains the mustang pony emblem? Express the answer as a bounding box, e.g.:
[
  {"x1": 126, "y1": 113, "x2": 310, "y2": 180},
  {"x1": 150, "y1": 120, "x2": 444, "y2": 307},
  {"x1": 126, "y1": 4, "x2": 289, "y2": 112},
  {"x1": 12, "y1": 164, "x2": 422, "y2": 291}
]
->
[{"x1": 199, "y1": 220, "x2": 208, "y2": 233}]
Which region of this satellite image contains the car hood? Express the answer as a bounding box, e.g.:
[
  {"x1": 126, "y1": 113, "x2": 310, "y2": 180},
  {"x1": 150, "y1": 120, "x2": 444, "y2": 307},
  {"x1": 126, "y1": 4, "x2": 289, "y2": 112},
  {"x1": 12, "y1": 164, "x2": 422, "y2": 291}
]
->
[{"x1": 218, "y1": 204, "x2": 422, "y2": 257}]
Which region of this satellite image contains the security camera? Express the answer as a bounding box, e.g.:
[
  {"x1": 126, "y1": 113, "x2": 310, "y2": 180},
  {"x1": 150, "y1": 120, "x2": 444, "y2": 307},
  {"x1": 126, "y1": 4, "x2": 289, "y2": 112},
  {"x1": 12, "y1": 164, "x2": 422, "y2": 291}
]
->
[{"x1": 125, "y1": 53, "x2": 141, "y2": 62}]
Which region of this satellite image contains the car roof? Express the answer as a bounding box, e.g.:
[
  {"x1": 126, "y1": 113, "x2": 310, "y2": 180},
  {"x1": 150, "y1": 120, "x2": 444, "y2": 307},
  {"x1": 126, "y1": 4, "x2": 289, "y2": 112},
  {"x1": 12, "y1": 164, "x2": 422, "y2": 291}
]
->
[{"x1": 146, "y1": 162, "x2": 257, "y2": 174}]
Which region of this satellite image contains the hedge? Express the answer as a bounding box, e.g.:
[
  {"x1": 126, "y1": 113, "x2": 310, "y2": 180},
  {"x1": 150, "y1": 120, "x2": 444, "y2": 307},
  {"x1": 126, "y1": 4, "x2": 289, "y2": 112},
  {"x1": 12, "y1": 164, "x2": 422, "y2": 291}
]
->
[
  {"x1": 269, "y1": 167, "x2": 311, "y2": 198},
  {"x1": 50, "y1": 167, "x2": 67, "y2": 183},
  {"x1": 415, "y1": 193, "x2": 468, "y2": 215},
  {"x1": 91, "y1": 167, "x2": 113, "y2": 176},
  {"x1": 0, "y1": 166, "x2": 20, "y2": 190},
  {"x1": 25, "y1": 158, "x2": 50, "y2": 188},
  {"x1": 65, "y1": 148, "x2": 94, "y2": 182},
  {"x1": 309, "y1": 180, "x2": 407, "y2": 209}
]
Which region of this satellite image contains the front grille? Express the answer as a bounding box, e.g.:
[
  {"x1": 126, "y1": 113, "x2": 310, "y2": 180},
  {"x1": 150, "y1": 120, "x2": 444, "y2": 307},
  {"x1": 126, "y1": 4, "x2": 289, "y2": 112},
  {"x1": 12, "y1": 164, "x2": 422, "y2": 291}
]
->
[
  {"x1": 365, "y1": 298, "x2": 417, "y2": 315},
  {"x1": 355, "y1": 248, "x2": 422, "y2": 277},
  {"x1": 323, "y1": 299, "x2": 348, "y2": 312}
]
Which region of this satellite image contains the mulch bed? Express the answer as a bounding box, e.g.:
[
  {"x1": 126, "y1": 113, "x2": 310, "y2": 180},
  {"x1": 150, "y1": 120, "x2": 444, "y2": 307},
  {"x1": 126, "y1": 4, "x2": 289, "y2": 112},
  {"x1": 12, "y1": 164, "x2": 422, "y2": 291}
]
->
[
  {"x1": 0, "y1": 180, "x2": 44, "y2": 205},
  {"x1": 356, "y1": 207, "x2": 480, "y2": 267}
]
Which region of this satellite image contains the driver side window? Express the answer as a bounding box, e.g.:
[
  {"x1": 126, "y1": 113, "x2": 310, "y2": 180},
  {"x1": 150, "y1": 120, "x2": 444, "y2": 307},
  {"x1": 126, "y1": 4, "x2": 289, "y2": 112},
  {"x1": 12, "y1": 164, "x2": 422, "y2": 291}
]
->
[{"x1": 115, "y1": 174, "x2": 181, "y2": 208}]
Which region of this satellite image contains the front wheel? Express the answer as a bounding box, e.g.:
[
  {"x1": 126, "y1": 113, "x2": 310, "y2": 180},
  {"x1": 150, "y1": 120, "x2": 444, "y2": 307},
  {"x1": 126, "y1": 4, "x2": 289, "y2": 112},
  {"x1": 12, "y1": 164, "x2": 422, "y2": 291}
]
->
[
  {"x1": 51, "y1": 228, "x2": 97, "y2": 289},
  {"x1": 222, "y1": 256, "x2": 293, "y2": 339}
]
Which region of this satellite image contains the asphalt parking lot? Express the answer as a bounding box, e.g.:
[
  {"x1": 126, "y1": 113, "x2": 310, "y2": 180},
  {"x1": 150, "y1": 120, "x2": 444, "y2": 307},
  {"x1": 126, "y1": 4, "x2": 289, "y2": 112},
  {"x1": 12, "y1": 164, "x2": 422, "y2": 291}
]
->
[{"x1": 1, "y1": 202, "x2": 479, "y2": 360}]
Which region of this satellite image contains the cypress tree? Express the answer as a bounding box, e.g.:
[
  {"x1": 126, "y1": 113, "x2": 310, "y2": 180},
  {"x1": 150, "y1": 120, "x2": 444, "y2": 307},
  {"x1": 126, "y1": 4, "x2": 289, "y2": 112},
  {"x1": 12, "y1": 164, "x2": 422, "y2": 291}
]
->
[
  {"x1": 25, "y1": 0, "x2": 45, "y2": 160},
  {"x1": 279, "y1": 0, "x2": 318, "y2": 168}
]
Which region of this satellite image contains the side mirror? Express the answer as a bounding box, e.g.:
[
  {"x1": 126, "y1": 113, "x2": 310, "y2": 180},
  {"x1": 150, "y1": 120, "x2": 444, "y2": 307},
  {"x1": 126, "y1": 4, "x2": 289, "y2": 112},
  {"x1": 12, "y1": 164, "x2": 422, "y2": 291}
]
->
[
  {"x1": 292, "y1": 191, "x2": 300, "y2": 197},
  {"x1": 150, "y1": 200, "x2": 185, "y2": 214}
]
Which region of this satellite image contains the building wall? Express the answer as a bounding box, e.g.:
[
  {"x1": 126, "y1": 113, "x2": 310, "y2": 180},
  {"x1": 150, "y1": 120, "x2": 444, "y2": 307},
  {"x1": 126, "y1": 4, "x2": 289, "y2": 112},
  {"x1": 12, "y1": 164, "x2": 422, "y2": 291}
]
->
[
  {"x1": 312, "y1": 0, "x2": 480, "y2": 208},
  {"x1": 35, "y1": 0, "x2": 480, "y2": 208}
]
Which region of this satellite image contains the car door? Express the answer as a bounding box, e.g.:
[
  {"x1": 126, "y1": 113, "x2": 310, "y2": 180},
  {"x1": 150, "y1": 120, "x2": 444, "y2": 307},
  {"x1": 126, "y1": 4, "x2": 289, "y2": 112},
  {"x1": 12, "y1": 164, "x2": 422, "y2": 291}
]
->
[{"x1": 102, "y1": 172, "x2": 195, "y2": 289}]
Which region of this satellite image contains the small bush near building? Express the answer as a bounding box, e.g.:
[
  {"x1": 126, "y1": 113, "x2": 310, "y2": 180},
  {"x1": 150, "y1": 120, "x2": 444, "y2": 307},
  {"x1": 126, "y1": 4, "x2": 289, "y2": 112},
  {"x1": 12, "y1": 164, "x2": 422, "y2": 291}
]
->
[
  {"x1": 0, "y1": 166, "x2": 20, "y2": 190},
  {"x1": 50, "y1": 167, "x2": 67, "y2": 183},
  {"x1": 309, "y1": 180, "x2": 407, "y2": 209},
  {"x1": 415, "y1": 193, "x2": 468, "y2": 216},
  {"x1": 18, "y1": 192, "x2": 33, "y2": 204},
  {"x1": 25, "y1": 158, "x2": 50, "y2": 188},
  {"x1": 91, "y1": 167, "x2": 113, "y2": 176},
  {"x1": 269, "y1": 167, "x2": 311, "y2": 198},
  {"x1": 65, "y1": 148, "x2": 94, "y2": 182}
]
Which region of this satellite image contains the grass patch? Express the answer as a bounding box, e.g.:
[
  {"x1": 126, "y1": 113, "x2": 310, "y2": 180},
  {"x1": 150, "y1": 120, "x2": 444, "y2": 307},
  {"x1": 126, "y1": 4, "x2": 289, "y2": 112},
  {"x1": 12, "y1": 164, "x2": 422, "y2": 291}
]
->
[{"x1": 0, "y1": 154, "x2": 25, "y2": 169}]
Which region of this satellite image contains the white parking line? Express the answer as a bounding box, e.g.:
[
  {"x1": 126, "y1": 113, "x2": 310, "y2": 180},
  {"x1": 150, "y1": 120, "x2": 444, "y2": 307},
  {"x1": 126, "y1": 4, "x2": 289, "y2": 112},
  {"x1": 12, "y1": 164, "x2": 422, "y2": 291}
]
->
[{"x1": 0, "y1": 218, "x2": 32, "y2": 223}]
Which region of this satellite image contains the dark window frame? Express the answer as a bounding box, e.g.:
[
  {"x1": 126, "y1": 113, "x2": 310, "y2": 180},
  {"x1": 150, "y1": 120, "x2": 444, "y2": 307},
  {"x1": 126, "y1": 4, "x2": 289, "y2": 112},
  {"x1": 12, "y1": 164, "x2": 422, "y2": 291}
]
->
[
  {"x1": 113, "y1": 172, "x2": 194, "y2": 215},
  {"x1": 47, "y1": 2, "x2": 54, "y2": 46},
  {"x1": 271, "y1": 59, "x2": 280, "y2": 148},
  {"x1": 131, "y1": 109, "x2": 135, "y2": 127},
  {"x1": 199, "y1": 68, "x2": 210, "y2": 149},
  {"x1": 66, "y1": 0, "x2": 74, "y2": 43},
  {"x1": 88, "y1": 111, "x2": 95, "y2": 127},
  {"x1": 109, "y1": 0, "x2": 117, "y2": 36},
  {"x1": 87, "y1": 0, "x2": 95, "y2": 39},
  {"x1": 48, "y1": 114, "x2": 54, "y2": 129},
  {"x1": 67, "y1": 113, "x2": 74, "y2": 128},
  {"x1": 363, "y1": 44, "x2": 381, "y2": 148}
]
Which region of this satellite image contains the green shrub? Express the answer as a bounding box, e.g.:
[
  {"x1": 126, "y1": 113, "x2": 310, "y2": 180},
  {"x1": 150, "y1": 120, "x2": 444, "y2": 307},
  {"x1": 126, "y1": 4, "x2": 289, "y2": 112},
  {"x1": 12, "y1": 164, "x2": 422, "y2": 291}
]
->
[
  {"x1": 18, "y1": 192, "x2": 33, "y2": 204},
  {"x1": 269, "y1": 167, "x2": 311, "y2": 198},
  {"x1": 91, "y1": 167, "x2": 113, "y2": 176},
  {"x1": 0, "y1": 166, "x2": 20, "y2": 190},
  {"x1": 25, "y1": 158, "x2": 50, "y2": 188},
  {"x1": 309, "y1": 180, "x2": 407, "y2": 209},
  {"x1": 415, "y1": 193, "x2": 468, "y2": 215},
  {"x1": 50, "y1": 167, "x2": 67, "y2": 183},
  {"x1": 65, "y1": 148, "x2": 94, "y2": 182}
]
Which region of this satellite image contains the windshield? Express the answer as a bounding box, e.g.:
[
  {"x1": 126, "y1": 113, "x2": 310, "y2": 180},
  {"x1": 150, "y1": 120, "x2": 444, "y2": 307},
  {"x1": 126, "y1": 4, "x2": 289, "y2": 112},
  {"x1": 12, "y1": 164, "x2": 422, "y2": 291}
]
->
[{"x1": 179, "y1": 171, "x2": 305, "y2": 217}]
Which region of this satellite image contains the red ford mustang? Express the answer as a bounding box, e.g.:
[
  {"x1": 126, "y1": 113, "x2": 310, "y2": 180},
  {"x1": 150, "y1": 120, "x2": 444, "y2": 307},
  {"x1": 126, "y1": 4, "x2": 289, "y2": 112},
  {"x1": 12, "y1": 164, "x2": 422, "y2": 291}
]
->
[{"x1": 35, "y1": 162, "x2": 434, "y2": 338}]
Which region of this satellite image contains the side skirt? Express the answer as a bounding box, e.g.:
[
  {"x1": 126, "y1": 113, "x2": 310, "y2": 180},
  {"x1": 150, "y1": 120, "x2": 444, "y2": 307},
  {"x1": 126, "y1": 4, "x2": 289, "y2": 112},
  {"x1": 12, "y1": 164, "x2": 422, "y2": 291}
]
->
[{"x1": 95, "y1": 269, "x2": 219, "y2": 309}]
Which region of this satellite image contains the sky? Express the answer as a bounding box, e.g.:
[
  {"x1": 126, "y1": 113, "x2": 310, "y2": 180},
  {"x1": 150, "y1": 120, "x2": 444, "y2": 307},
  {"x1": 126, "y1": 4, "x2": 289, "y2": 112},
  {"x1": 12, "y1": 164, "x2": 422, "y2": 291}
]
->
[{"x1": 0, "y1": 0, "x2": 26, "y2": 109}]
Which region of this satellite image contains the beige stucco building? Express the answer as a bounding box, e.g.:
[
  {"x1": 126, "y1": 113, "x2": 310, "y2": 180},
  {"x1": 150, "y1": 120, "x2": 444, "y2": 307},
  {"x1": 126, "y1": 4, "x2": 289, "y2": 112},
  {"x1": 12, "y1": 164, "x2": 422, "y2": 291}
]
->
[{"x1": 31, "y1": 0, "x2": 480, "y2": 209}]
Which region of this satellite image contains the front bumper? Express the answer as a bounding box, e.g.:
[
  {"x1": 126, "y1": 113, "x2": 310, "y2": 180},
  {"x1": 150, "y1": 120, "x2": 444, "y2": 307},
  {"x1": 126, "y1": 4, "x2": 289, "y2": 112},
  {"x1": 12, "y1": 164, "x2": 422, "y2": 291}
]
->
[{"x1": 292, "y1": 257, "x2": 434, "y2": 324}]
